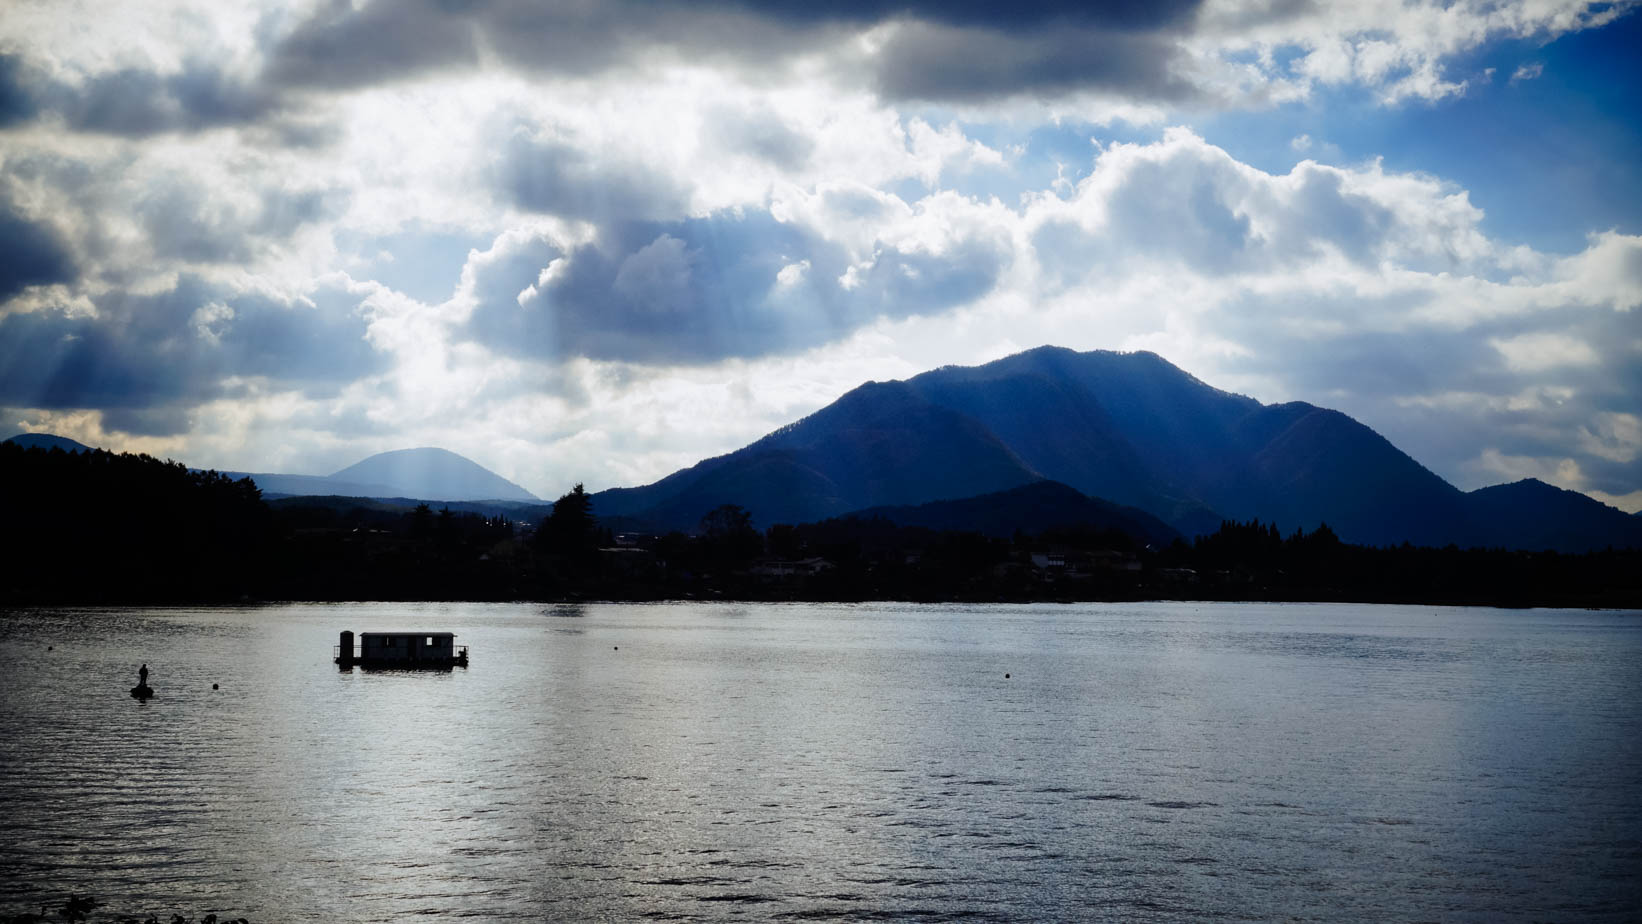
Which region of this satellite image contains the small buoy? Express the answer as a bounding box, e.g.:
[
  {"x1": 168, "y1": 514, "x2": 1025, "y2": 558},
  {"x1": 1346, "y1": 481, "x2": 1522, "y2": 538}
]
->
[
  {"x1": 212, "y1": 683, "x2": 219, "y2": 690},
  {"x1": 614, "y1": 646, "x2": 618, "y2": 650},
  {"x1": 1005, "y1": 673, "x2": 1011, "y2": 679},
  {"x1": 47, "y1": 645, "x2": 53, "y2": 651}
]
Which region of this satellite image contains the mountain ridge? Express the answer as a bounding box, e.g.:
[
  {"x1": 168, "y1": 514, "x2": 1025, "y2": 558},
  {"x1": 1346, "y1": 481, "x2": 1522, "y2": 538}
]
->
[
  {"x1": 218, "y1": 448, "x2": 538, "y2": 503},
  {"x1": 588, "y1": 346, "x2": 1641, "y2": 552},
  {"x1": 4, "y1": 433, "x2": 94, "y2": 453}
]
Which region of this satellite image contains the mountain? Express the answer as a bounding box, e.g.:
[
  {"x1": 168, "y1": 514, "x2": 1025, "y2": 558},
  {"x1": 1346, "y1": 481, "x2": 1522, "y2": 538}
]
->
[
  {"x1": 591, "y1": 346, "x2": 1638, "y2": 551},
  {"x1": 1464, "y1": 479, "x2": 1642, "y2": 553},
  {"x1": 327, "y1": 447, "x2": 539, "y2": 501},
  {"x1": 897, "y1": 347, "x2": 1471, "y2": 545},
  {"x1": 593, "y1": 379, "x2": 1042, "y2": 528},
  {"x1": 843, "y1": 480, "x2": 1181, "y2": 547},
  {"x1": 4, "y1": 433, "x2": 93, "y2": 453},
  {"x1": 227, "y1": 447, "x2": 539, "y2": 502}
]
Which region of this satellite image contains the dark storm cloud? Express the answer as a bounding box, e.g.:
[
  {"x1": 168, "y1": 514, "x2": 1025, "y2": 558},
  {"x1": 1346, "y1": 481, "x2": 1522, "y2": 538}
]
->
[
  {"x1": 726, "y1": 0, "x2": 1202, "y2": 31},
  {"x1": 0, "y1": 276, "x2": 387, "y2": 428},
  {"x1": 264, "y1": 0, "x2": 484, "y2": 91},
  {"x1": 0, "y1": 0, "x2": 1220, "y2": 139},
  {"x1": 462, "y1": 209, "x2": 1006, "y2": 364},
  {"x1": 45, "y1": 64, "x2": 276, "y2": 136},
  {"x1": 872, "y1": 23, "x2": 1196, "y2": 102},
  {"x1": 0, "y1": 201, "x2": 75, "y2": 302},
  {"x1": 259, "y1": 0, "x2": 1213, "y2": 103},
  {"x1": 265, "y1": 1, "x2": 665, "y2": 91},
  {"x1": 0, "y1": 54, "x2": 39, "y2": 127}
]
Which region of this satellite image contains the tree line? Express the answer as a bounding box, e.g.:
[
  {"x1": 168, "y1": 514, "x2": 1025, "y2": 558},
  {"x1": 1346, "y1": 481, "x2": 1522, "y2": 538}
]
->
[{"x1": 2, "y1": 443, "x2": 1637, "y2": 608}]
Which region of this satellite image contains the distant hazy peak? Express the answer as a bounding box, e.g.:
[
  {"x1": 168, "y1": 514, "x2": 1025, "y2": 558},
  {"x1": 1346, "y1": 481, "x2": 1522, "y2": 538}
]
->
[
  {"x1": 330, "y1": 446, "x2": 539, "y2": 502},
  {"x1": 331, "y1": 446, "x2": 468, "y2": 474}
]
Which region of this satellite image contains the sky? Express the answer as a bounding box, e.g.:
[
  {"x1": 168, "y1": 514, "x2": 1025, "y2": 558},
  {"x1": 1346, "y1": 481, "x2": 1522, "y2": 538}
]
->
[{"x1": 1, "y1": 0, "x2": 1639, "y2": 510}]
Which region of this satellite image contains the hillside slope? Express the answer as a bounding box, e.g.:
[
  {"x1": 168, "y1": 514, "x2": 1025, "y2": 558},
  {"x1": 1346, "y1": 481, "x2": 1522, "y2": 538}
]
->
[{"x1": 588, "y1": 346, "x2": 1636, "y2": 551}]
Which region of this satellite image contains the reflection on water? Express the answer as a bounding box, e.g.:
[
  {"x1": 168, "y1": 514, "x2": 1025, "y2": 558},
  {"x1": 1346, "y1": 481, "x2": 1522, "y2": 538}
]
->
[{"x1": 1, "y1": 602, "x2": 1639, "y2": 921}]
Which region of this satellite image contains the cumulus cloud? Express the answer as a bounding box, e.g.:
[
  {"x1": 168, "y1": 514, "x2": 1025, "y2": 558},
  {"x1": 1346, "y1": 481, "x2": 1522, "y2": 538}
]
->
[
  {"x1": 1, "y1": 0, "x2": 1622, "y2": 138},
  {"x1": 1028, "y1": 129, "x2": 1432, "y2": 287},
  {"x1": 0, "y1": 199, "x2": 75, "y2": 301},
  {"x1": 0, "y1": 52, "x2": 277, "y2": 138},
  {"x1": 0, "y1": 275, "x2": 386, "y2": 433},
  {"x1": 458, "y1": 192, "x2": 1010, "y2": 365}
]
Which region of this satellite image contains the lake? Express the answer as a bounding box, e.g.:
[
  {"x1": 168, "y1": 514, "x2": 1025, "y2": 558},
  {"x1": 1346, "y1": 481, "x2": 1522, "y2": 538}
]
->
[{"x1": 1, "y1": 602, "x2": 1638, "y2": 921}]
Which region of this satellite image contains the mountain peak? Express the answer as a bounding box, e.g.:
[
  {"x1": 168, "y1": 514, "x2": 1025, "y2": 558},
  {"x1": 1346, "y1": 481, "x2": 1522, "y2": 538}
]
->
[
  {"x1": 588, "y1": 343, "x2": 1636, "y2": 550},
  {"x1": 330, "y1": 447, "x2": 539, "y2": 502},
  {"x1": 4, "y1": 433, "x2": 94, "y2": 453},
  {"x1": 1466, "y1": 477, "x2": 1641, "y2": 551}
]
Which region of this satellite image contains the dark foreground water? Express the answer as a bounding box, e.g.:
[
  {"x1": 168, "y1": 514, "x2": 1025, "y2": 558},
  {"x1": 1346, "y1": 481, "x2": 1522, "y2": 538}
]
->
[{"x1": 0, "y1": 602, "x2": 1638, "y2": 921}]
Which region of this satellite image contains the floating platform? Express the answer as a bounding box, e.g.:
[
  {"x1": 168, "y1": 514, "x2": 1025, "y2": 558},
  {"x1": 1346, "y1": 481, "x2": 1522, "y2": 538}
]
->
[{"x1": 335, "y1": 630, "x2": 468, "y2": 669}]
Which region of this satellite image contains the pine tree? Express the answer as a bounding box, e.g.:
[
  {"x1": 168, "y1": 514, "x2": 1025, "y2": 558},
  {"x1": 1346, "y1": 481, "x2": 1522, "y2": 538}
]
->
[{"x1": 537, "y1": 483, "x2": 597, "y2": 556}]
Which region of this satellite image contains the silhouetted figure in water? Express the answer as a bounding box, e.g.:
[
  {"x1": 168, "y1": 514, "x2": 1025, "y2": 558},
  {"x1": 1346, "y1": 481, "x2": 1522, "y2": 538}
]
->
[{"x1": 132, "y1": 663, "x2": 154, "y2": 699}]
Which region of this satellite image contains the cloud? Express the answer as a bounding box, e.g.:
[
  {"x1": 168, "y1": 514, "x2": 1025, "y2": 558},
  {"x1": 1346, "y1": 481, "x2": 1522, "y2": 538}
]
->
[
  {"x1": 1028, "y1": 129, "x2": 1413, "y2": 286},
  {"x1": 493, "y1": 130, "x2": 691, "y2": 223},
  {"x1": 0, "y1": 54, "x2": 38, "y2": 128},
  {"x1": 611, "y1": 235, "x2": 695, "y2": 314},
  {"x1": 871, "y1": 21, "x2": 1196, "y2": 103},
  {"x1": 461, "y1": 203, "x2": 1008, "y2": 364},
  {"x1": 1510, "y1": 62, "x2": 1545, "y2": 84},
  {"x1": 0, "y1": 0, "x2": 1621, "y2": 149},
  {"x1": 259, "y1": 0, "x2": 1210, "y2": 97},
  {"x1": 262, "y1": 0, "x2": 483, "y2": 91},
  {"x1": 0, "y1": 200, "x2": 75, "y2": 302},
  {"x1": 0, "y1": 276, "x2": 387, "y2": 431},
  {"x1": 702, "y1": 104, "x2": 814, "y2": 170},
  {"x1": 0, "y1": 59, "x2": 279, "y2": 137},
  {"x1": 1490, "y1": 331, "x2": 1600, "y2": 372},
  {"x1": 133, "y1": 180, "x2": 344, "y2": 265},
  {"x1": 729, "y1": 0, "x2": 1204, "y2": 31}
]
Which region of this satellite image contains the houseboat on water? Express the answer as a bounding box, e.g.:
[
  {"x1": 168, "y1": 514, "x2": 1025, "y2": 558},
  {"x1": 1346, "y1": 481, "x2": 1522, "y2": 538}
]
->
[{"x1": 335, "y1": 631, "x2": 468, "y2": 669}]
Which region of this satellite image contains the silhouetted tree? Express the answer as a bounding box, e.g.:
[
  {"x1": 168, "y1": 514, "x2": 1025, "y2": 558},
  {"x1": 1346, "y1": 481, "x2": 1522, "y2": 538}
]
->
[
  {"x1": 700, "y1": 504, "x2": 762, "y2": 569},
  {"x1": 537, "y1": 484, "x2": 599, "y2": 559},
  {"x1": 409, "y1": 503, "x2": 433, "y2": 539}
]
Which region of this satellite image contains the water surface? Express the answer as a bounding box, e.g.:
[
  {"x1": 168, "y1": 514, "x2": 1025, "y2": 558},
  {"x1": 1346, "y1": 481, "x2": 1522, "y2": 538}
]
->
[{"x1": 1, "y1": 602, "x2": 1638, "y2": 921}]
